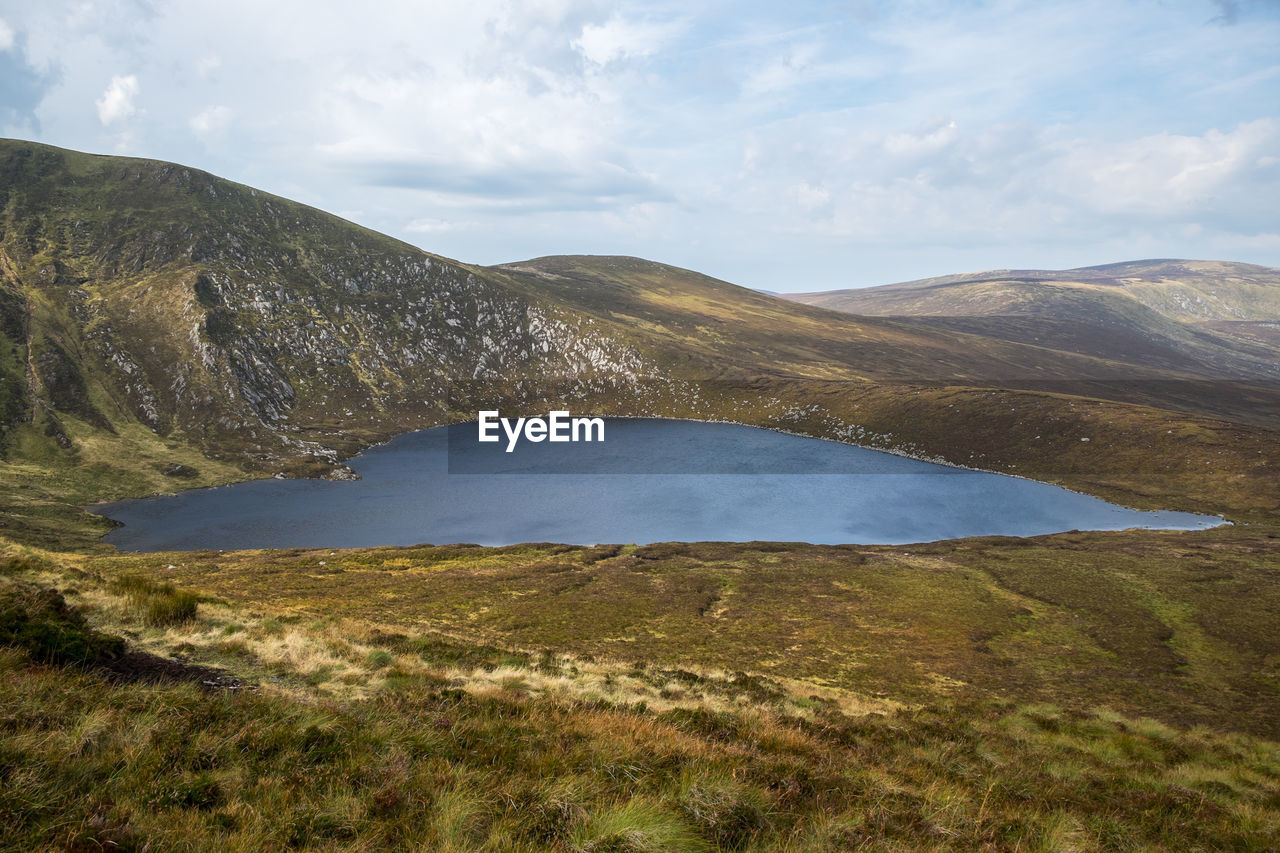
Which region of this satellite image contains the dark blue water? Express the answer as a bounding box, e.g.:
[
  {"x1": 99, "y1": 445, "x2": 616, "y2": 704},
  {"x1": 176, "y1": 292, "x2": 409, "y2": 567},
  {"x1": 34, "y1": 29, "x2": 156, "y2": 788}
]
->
[{"x1": 96, "y1": 419, "x2": 1223, "y2": 550}]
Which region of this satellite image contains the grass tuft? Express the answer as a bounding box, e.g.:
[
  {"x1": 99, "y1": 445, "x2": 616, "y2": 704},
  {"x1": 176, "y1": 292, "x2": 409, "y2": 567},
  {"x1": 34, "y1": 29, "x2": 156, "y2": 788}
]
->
[
  {"x1": 109, "y1": 573, "x2": 199, "y2": 627},
  {"x1": 573, "y1": 800, "x2": 709, "y2": 853},
  {"x1": 680, "y1": 776, "x2": 771, "y2": 850}
]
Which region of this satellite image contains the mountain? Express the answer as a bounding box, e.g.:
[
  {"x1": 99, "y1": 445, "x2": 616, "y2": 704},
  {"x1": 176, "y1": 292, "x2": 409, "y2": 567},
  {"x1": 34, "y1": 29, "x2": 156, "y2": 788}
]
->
[
  {"x1": 495, "y1": 254, "x2": 1280, "y2": 433},
  {"x1": 786, "y1": 260, "x2": 1280, "y2": 319},
  {"x1": 1, "y1": 139, "x2": 1278, "y2": 546},
  {"x1": 782, "y1": 260, "x2": 1280, "y2": 427},
  {"x1": 0, "y1": 141, "x2": 666, "y2": 474},
  {"x1": 783, "y1": 260, "x2": 1280, "y2": 377}
]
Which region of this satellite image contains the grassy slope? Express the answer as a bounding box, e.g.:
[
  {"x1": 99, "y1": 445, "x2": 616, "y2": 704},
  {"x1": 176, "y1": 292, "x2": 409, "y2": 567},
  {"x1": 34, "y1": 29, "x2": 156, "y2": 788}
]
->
[
  {"x1": 780, "y1": 260, "x2": 1280, "y2": 428},
  {"x1": 784, "y1": 259, "x2": 1280, "y2": 323},
  {"x1": 83, "y1": 529, "x2": 1280, "y2": 739},
  {"x1": 3, "y1": 541, "x2": 1279, "y2": 851},
  {"x1": 492, "y1": 255, "x2": 1215, "y2": 383}
]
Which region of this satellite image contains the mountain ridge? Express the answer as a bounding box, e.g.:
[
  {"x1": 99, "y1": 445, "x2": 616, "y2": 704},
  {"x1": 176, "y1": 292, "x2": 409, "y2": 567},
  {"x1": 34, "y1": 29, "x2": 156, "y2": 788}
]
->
[
  {"x1": 780, "y1": 259, "x2": 1280, "y2": 416},
  {"x1": 783, "y1": 259, "x2": 1280, "y2": 322}
]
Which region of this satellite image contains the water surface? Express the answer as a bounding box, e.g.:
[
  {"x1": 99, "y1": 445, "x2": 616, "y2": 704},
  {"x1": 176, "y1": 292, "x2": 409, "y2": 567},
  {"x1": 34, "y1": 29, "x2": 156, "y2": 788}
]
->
[{"x1": 97, "y1": 419, "x2": 1222, "y2": 550}]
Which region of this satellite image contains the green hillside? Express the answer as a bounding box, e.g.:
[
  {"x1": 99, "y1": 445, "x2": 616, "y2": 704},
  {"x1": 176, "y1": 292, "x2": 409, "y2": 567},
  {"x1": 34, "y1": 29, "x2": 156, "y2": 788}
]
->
[
  {"x1": 3, "y1": 529, "x2": 1280, "y2": 851},
  {"x1": 493, "y1": 254, "x2": 1270, "y2": 383}
]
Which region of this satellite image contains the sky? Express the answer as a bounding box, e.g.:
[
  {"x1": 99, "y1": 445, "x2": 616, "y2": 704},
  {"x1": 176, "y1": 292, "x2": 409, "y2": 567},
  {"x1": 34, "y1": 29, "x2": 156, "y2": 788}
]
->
[{"x1": 0, "y1": 0, "x2": 1278, "y2": 292}]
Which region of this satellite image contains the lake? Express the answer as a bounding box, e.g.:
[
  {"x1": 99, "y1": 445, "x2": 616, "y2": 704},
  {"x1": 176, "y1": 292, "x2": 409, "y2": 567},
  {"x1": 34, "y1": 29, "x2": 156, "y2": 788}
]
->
[{"x1": 96, "y1": 418, "x2": 1223, "y2": 550}]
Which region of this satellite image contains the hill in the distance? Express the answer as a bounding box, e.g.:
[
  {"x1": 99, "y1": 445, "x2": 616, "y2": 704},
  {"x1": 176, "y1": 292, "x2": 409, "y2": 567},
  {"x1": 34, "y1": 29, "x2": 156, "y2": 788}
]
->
[
  {"x1": 784, "y1": 259, "x2": 1280, "y2": 371},
  {"x1": 783, "y1": 260, "x2": 1280, "y2": 424},
  {"x1": 787, "y1": 260, "x2": 1280, "y2": 320}
]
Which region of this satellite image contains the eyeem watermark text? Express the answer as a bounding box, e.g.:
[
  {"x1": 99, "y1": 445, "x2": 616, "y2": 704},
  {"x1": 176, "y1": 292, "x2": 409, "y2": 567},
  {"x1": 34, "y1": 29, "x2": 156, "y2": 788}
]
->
[{"x1": 477, "y1": 411, "x2": 605, "y2": 452}]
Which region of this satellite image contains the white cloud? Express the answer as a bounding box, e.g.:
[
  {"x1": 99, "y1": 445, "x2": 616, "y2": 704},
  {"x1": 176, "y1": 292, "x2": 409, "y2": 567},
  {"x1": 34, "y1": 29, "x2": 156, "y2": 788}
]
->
[
  {"x1": 313, "y1": 58, "x2": 659, "y2": 208},
  {"x1": 717, "y1": 116, "x2": 1280, "y2": 265},
  {"x1": 194, "y1": 53, "x2": 221, "y2": 78},
  {"x1": 0, "y1": 17, "x2": 15, "y2": 51},
  {"x1": 573, "y1": 15, "x2": 681, "y2": 65},
  {"x1": 95, "y1": 74, "x2": 138, "y2": 125},
  {"x1": 189, "y1": 105, "x2": 231, "y2": 138},
  {"x1": 1043, "y1": 119, "x2": 1280, "y2": 218},
  {"x1": 883, "y1": 120, "x2": 960, "y2": 159},
  {"x1": 405, "y1": 217, "x2": 464, "y2": 234},
  {"x1": 791, "y1": 181, "x2": 831, "y2": 212},
  {"x1": 108, "y1": 128, "x2": 140, "y2": 155}
]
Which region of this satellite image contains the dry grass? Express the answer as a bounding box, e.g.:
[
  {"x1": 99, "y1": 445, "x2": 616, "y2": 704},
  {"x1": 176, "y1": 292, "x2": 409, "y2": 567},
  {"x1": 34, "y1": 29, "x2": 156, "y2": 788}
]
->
[
  {"x1": 69, "y1": 524, "x2": 1280, "y2": 738},
  {"x1": 3, "y1": 536, "x2": 1280, "y2": 850}
]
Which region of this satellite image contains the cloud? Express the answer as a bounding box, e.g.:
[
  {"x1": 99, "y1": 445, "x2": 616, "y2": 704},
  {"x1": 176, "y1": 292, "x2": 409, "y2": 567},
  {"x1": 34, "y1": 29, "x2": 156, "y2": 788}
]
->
[
  {"x1": 0, "y1": 18, "x2": 53, "y2": 136},
  {"x1": 311, "y1": 52, "x2": 670, "y2": 212},
  {"x1": 1208, "y1": 0, "x2": 1280, "y2": 25},
  {"x1": 194, "y1": 53, "x2": 221, "y2": 77},
  {"x1": 348, "y1": 158, "x2": 670, "y2": 214},
  {"x1": 95, "y1": 74, "x2": 138, "y2": 125},
  {"x1": 740, "y1": 41, "x2": 822, "y2": 96},
  {"x1": 719, "y1": 116, "x2": 1280, "y2": 261},
  {"x1": 189, "y1": 104, "x2": 230, "y2": 138},
  {"x1": 882, "y1": 120, "x2": 960, "y2": 159},
  {"x1": 405, "y1": 217, "x2": 464, "y2": 234},
  {"x1": 1044, "y1": 119, "x2": 1280, "y2": 221},
  {"x1": 573, "y1": 15, "x2": 682, "y2": 65}
]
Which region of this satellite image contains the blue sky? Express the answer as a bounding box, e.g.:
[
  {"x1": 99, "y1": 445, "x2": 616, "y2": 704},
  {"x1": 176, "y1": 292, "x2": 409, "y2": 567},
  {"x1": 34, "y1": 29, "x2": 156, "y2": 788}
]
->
[{"x1": 1, "y1": 0, "x2": 1277, "y2": 291}]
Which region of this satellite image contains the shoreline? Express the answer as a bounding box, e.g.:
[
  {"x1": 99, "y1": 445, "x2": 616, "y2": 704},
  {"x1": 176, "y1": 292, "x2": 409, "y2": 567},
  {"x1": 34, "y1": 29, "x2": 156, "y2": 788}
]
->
[{"x1": 86, "y1": 414, "x2": 1228, "y2": 552}]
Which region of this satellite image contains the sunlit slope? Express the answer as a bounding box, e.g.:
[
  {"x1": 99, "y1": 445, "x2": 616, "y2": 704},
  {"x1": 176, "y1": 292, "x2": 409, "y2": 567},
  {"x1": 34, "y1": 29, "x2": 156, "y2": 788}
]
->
[
  {"x1": 495, "y1": 255, "x2": 1280, "y2": 433},
  {"x1": 785, "y1": 260, "x2": 1280, "y2": 379},
  {"x1": 491, "y1": 255, "x2": 1215, "y2": 383},
  {"x1": 781, "y1": 260, "x2": 1280, "y2": 428},
  {"x1": 6, "y1": 530, "x2": 1280, "y2": 851},
  {"x1": 788, "y1": 259, "x2": 1280, "y2": 321}
]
